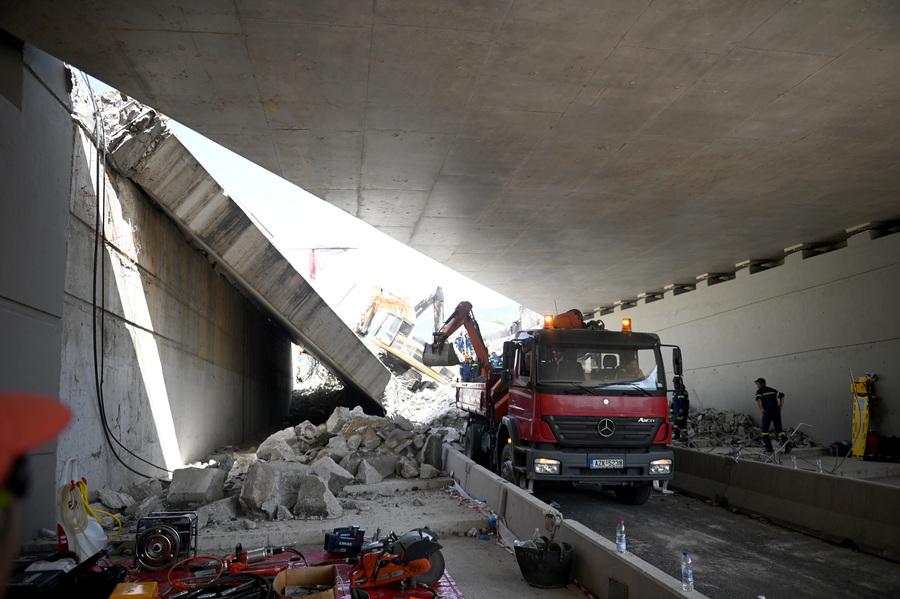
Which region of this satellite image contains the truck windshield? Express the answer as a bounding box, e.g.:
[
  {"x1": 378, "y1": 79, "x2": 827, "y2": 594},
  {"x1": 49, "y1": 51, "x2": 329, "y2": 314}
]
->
[{"x1": 536, "y1": 342, "x2": 662, "y2": 392}]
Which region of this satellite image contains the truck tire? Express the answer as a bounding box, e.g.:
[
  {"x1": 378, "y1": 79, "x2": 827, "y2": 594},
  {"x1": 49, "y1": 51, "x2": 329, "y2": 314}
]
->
[
  {"x1": 464, "y1": 421, "x2": 487, "y2": 466},
  {"x1": 615, "y1": 484, "x2": 652, "y2": 506},
  {"x1": 499, "y1": 443, "x2": 519, "y2": 486}
]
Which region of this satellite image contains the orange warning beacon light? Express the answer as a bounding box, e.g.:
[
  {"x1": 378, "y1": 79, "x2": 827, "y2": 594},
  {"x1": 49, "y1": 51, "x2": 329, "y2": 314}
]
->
[
  {"x1": 622, "y1": 318, "x2": 632, "y2": 332},
  {"x1": 544, "y1": 314, "x2": 554, "y2": 326}
]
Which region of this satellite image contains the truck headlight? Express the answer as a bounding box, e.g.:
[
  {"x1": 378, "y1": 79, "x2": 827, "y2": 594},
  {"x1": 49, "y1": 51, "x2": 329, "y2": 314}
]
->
[
  {"x1": 650, "y1": 459, "x2": 672, "y2": 475},
  {"x1": 534, "y1": 458, "x2": 560, "y2": 475}
]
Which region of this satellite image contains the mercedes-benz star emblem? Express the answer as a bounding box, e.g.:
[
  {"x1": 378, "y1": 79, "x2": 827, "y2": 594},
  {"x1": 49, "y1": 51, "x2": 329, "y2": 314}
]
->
[{"x1": 597, "y1": 418, "x2": 615, "y2": 437}]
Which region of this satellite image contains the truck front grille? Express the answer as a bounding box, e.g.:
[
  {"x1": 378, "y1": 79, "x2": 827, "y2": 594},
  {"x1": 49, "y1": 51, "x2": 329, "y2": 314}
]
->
[{"x1": 543, "y1": 415, "x2": 661, "y2": 449}]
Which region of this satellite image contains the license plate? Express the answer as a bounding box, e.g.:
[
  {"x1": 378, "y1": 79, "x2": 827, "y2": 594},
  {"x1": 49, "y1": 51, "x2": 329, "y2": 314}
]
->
[{"x1": 590, "y1": 458, "x2": 623, "y2": 469}]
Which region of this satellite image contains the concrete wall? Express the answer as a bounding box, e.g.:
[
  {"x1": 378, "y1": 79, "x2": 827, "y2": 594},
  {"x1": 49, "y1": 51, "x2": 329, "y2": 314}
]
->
[
  {"x1": 1, "y1": 41, "x2": 292, "y2": 536},
  {"x1": 0, "y1": 41, "x2": 73, "y2": 542},
  {"x1": 596, "y1": 232, "x2": 900, "y2": 445},
  {"x1": 59, "y1": 122, "x2": 292, "y2": 489}
]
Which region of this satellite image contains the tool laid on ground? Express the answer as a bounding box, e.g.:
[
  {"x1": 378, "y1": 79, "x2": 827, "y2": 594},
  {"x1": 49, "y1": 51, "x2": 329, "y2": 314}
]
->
[{"x1": 348, "y1": 527, "x2": 444, "y2": 595}]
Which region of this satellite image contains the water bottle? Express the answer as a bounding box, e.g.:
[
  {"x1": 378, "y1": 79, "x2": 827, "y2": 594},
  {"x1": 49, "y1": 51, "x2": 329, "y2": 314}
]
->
[
  {"x1": 615, "y1": 520, "x2": 626, "y2": 554},
  {"x1": 791, "y1": 455, "x2": 797, "y2": 469},
  {"x1": 816, "y1": 456, "x2": 823, "y2": 473},
  {"x1": 681, "y1": 551, "x2": 694, "y2": 591}
]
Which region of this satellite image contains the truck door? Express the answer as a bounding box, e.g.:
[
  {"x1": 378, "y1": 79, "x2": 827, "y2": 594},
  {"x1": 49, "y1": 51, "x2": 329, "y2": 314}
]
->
[{"x1": 508, "y1": 343, "x2": 536, "y2": 438}]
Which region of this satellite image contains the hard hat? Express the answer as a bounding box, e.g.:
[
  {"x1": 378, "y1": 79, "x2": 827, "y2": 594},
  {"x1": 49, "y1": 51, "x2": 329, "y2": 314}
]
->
[{"x1": 465, "y1": 354, "x2": 471, "y2": 359}]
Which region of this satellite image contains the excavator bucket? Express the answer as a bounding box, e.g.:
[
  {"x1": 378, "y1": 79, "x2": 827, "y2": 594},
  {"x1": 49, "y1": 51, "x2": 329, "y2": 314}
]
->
[{"x1": 422, "y1": 343, "x2": 460, "y2": 367}]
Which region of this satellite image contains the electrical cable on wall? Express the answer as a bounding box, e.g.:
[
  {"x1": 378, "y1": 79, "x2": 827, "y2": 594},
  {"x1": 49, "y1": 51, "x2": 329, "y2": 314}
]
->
[{"x1": 81, "y1": 72, "x2": 170, "y2": 478}]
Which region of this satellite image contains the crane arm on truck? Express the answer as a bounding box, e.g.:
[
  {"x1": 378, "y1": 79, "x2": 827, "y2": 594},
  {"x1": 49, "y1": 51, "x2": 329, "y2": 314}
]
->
[{"x1": 422, "y1": 301, "x2": 490, "y2": 374}]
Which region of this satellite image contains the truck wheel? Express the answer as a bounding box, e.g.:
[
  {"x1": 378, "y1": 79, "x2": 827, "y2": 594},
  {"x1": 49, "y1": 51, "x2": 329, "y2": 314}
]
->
[
  {"x1": 499, "y1": 443, "x2": 519, "y2": 486},
  {"x1": 464, "y1": 422, "x2": 486, "y2": 465},
  {"x1": 615, "y1": 484, "x2": 652, "y2": 505}
]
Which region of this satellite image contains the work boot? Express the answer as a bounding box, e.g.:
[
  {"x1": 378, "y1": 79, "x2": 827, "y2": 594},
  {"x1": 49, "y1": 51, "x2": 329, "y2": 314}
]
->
[{"x1": 784, "y1": 441, "x2": 792, "y2": 454}]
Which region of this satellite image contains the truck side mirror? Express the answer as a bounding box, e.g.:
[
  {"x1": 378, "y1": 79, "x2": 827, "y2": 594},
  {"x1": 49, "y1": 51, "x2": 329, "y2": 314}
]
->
[
  {"x1": 673, "y1": 347, "x2": 683, "y2": 376},
  {"x1": 502, "y1": 341, "x2": 515, "y2": 370},
  {"x1": 501, "y1": 370, "x2": 513, "y2": 385}
]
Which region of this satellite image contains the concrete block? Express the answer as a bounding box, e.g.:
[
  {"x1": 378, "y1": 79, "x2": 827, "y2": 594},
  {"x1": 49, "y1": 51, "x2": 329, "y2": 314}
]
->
[
  {"x1": 125, "y1": 495, "x2": 165, "y2": 520},
  {"x1": 267, "y1": 460, "x2": 314, "y2": 507},
  {"x1": 397, "y1": 456, "x2": 419, "y2": 479},
  {"x1": 257, "y1": 426, "x2": 297, "y2": 460},
  {"x1": 294, "y1": 420, "x2": 318, "y2": 440},
  {"x1": 197, "y1": 495, "x2": 241, "y2": 526},
  {"x1": 239, "y1": 461, "x2": 277, "y2": 518},
  {"x1": 312, "y1": 456, "x2": 354, "y2": 496},
  {"x1": 292, "y1": 475, "x2": 343, "y2": 520},
  {"x1": 168, "y1": 467, "x2": 226, "y2": 508},
  {"x1": 419, "y1": 464, "x2": 440, "y2": 479},
  {"x1": 98, "y1": 488, "x2": 134, "y2": 511},
  {"x1": 355, "y1": 460, "x2": 383, "y2": 485},
  {"x1": 420, "y1": 435, "x2": 442, "y2": 470},
  {"x1": 326, "y1": 406, "x2": 351, "y2": 433},
  {"x1": 128, "y1": 478, "x2": 165, "y2": 502}
]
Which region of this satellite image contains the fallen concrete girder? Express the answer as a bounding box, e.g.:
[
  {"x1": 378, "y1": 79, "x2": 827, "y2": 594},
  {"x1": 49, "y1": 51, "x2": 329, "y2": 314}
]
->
[{"x1": 107, "y1": 107, "x2": 390, "y2": 405}]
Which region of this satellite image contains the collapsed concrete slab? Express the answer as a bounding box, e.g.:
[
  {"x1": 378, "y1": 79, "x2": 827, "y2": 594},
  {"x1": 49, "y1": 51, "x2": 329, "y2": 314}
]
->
[{"x1": 106, "y1": 105, "x2": 390, "y2": 408}]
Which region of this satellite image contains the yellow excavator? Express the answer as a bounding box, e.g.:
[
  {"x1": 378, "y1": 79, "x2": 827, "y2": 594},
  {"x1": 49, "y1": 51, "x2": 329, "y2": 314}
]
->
[{"x1": 355, "y1": 287, "x2": 454, "y2": 384}]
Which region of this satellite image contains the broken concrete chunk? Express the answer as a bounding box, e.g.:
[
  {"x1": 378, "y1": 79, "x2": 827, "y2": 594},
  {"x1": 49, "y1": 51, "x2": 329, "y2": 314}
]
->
[
  {"x1": 292, "y1": 475, "x2": 343, "y2": 520},
  {"x1": 197, "y1": 495, "x2": 241, "y2": 526},
  {"x1": 168, "y1": 467, "x2": 226, "y2": 508},
  {"x1": 420, "y1": 435, "x2": 443, "y2": 470},
  {"x1": 397, "y1": 456, "x2": 419, "y2": 479},
  {"x1": 419, "y1": 464, "x2": 440, "y2": 479},
  {"x1": 355, "y1": 460, "x2": 383, "y2": 485},
  {"x1": 125, "y1": 495, "x2": 165, "y2": 520},
  {"x1": 239, "y1": 461, "x2": 277, "y2": 519},
  {"x1": 311, "y1": 456, "x2": 354, "y2": 496},
  {"x1": 256, "y1": 427, "x2": 296, "y2": 460},
  {"x1": 128, "y1": 478, "x2": 165, "y2": 502},
  {"x1": 98, "y1": 488, "x2": 135, "y2": 511}
]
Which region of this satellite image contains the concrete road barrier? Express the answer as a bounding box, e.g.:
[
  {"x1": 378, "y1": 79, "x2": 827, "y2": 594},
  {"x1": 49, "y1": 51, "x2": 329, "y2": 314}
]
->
[
  {"x1": 671, "y1": 447, "x2": 900, "y2": 562},
  {"x1": 445, "y1": 448, "x2": 706, "y2": 599}
]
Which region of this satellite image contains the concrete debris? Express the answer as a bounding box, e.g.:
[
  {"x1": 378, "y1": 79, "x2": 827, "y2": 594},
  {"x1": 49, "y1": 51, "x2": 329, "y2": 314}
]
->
[
  {"x1": 86, "y1": 367, "x2": 465, "y2": 545},
  {"x1": 676, "y1": 407, "x2": 818, "y2": 450}
]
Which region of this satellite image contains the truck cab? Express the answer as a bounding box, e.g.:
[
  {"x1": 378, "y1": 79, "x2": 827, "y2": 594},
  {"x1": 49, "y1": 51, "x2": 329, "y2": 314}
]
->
[{"x1": 460, "y1": 322, "x2": 679, "y2": 505}]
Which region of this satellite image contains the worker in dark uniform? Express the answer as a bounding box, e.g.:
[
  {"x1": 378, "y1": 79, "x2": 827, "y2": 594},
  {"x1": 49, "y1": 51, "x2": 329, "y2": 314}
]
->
[
  {"x1": 488, "y1": 351, "x2": 501, "y2": 369},
  {"x1": 754, "y1": 377, "x2": 791, "y2": 453},
  {"x1": 672, "y1": 377, "x2": 690, "y2": 439},
  {"x1": 459, "y1": 354, "x2": 476, "y2": 382}
]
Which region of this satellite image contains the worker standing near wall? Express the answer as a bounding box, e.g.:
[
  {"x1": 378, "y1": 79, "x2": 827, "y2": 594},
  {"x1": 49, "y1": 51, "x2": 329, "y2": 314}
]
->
[
  {"x1": 0, "y1": 393, "x2": 71, "y2": 598},
  {"x1": 672, "y1": 377, "x2": 690, "y2": 439},
  {"x1": 754, "y1": 378, "x2": 791, "y2": 453}
]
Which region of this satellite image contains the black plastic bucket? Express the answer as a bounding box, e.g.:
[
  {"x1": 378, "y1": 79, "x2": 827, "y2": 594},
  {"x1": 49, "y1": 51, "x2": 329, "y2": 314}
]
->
[{"x1": 514, "y1": 539, "x2": 574, "y2": 588}]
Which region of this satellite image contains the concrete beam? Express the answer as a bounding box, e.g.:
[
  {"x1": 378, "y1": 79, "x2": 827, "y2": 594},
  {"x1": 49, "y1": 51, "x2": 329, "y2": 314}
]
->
[{"x1": 108, "y1": 112, "x2": 390, "y2": 404}]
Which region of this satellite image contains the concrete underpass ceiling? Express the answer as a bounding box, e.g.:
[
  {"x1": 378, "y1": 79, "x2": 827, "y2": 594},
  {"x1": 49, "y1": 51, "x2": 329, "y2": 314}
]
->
[{"x1": 3, "y1": 1, "x2": 899, "y2": 316}]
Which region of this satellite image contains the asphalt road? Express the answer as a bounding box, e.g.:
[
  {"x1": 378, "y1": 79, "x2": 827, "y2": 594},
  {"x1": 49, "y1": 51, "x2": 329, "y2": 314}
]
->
[{"x1": 534, "y1": 483, "x2": 900, "y2": 599}]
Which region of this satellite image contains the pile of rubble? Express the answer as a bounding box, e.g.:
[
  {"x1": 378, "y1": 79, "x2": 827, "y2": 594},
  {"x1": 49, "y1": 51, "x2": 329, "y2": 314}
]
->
[
  {"x1": 44, "y1": 365, "x2": 469, "y2": 551},
  {"x1": 677, "y1": 406, "x2": 817, "y2": 450}
]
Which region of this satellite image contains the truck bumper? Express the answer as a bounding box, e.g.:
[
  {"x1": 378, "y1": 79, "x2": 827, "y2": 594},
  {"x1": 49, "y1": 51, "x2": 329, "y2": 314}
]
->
[{"x1": 524, "y1": 447, "x2": 674, "y2": 484}]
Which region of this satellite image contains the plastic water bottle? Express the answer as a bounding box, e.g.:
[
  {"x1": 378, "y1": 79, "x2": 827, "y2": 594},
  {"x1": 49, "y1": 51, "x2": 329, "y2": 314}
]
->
[
  {"x1": 615, "y1": 520, "x2": 626, "y2": 554},
  {"x1": 681, "y1": 551, "x2": 694, "y2": 591},
  {"x1": 816, "y1": 456, "x2": 823, "y2": 473},
  {"x1": 791, "y1": 455, "x2": 797, "y2": 469}
]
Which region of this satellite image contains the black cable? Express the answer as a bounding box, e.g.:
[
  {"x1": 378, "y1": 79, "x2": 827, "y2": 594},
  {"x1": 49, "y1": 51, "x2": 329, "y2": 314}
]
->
[{"x1": 81, "y1": 72, "x2": 169, "y2": 477}]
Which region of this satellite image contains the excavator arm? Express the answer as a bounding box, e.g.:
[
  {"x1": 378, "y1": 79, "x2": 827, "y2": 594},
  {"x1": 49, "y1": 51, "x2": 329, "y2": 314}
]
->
[{"x1": 422, "y1": 301, "x2": 490, "y2": 376}]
